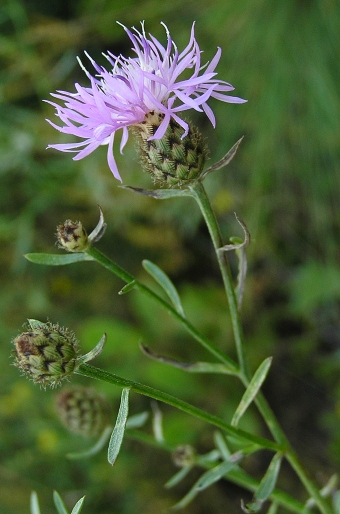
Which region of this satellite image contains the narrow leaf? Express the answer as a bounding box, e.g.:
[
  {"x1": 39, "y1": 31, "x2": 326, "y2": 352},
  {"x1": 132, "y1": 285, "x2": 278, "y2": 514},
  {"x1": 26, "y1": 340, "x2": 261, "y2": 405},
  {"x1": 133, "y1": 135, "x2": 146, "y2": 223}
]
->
[
  {"x1": 70, "y1": 496, "x2": 86, "y2": 514},
  {"x1": 140, "y1": 344, "x2": 236, "y2": 375},
  {"x1": 142, "y1": 260, "x2": 185, "y2": 316},
  {"x1": 77, "y1": 333, "x2": 106, "y2": 364},
  {"x1": 25, "y1": 253, "x2": 93, "y2": 266},
  {"x1": 118, "y1": 281, "x2": 136, "y2": 295},
  {"x1": 53, "y1": 491, "x2": 69, "y2": 514},
  {"x1": 125, "y1": 411, "x2": 149, "y2": 429},
  {"x1": 213, "y1": 431, "x2": 231, "y2": 460},
  {"x1": 30, "y1": 492, "x2": 41, "y2": 514},
  {"x1": 231, "y1": 357, "x2": 272, "y2": 427},
  {"x1": 121, "y1": 185, "x2": 194, "y2": 199},
  {"x1": 201, "y1": 137, "x2": 244, "y2": 178},
  {"x1": 196, "y1": 460, "x2": 236, "y2": 491},
  {"x1": 88, "y1": 206, "x2": 107, "y2": 243},
  {"x1": 165, "y1": 466, "x2": 193, "y2": 489},
  {"x1": 67, "y1": 425, "x2": 112, "y2": 459},
  {"x1": 171, "y1": 460, "x2": 236, "y2": 510},
  {"x1": 107, "y1": 388, "x2": 130, "y2": 465},
  {"x1": 255, "y1": 453, "x2": 282, "y2": 502},
  {"x1": 151, "y1": 401, "x2": 164, "y2": 443}
]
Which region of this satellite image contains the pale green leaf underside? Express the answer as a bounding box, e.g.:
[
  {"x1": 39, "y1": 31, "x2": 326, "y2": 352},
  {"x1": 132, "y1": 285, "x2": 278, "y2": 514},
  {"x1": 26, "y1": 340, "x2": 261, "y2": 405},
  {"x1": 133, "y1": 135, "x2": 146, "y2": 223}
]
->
[
  {"x1": 25, "y1": 253, "x2": 93, "y2": 266},
  {"x1": 107, "y1": 388, "x2": 130, "y2": 465}
]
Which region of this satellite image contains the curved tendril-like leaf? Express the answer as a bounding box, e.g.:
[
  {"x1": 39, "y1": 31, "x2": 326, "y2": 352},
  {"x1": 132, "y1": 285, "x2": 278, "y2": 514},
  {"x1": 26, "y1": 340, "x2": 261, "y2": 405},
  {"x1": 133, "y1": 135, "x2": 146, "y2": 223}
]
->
[
  {"x1": 78, "y1": 333, "x2": 107, "y2": 364},
  {"x1": 25, "y1": 253, "x2": 93, "y2": 266},
  {"x1": 120, "y1": 185, "x2": 194, "y2": 199},
  {"x1": 67, "y1": 425, "x2": 113, "y2": 460},
  {"x1": 107, "y1": 388, "x2": 130, "y2": 465},
  {"x1": 231, "y1": 357, "x2": 273, "y2": 427},
  {"x1": 142, "y1": 259, "x2": 185, "y2": 316},
  {"x1": 30, "y1": 492, "x2": 41, "y2": 514},
  {"x1": 70, "y1": 496, "x2": 86, "y2": 514},
  {"x1": 140, "y1": 343, "x2": 238, "y2": 375},
  {"x1": 88, "y1": 206, "x2": 107, "y2": 243},
  {"x1": 200, "y1": 137, "x2": 244, "y2": 179}
]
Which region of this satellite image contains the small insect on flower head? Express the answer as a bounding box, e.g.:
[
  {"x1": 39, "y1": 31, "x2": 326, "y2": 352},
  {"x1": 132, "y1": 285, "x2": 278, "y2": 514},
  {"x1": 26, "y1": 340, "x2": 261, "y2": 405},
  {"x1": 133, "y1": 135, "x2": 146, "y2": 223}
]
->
[{"x1": 46, "y1": 22, "x2": 246, "y2": 185}]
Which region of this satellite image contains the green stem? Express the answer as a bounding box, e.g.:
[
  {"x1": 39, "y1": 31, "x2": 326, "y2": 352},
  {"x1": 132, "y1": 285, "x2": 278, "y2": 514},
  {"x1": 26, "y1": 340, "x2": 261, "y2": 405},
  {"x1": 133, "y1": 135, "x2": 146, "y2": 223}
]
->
[
  {"x1": 190, "y1": 182, "x2": 248, "y2": 375},
  {"x1": 85, "y1": 246, "x2": 238, "y2": 373},
  {"x1": 77, "y1": 362, "x2": 281, "y2": 452},
  {"x1": 190, "y1": 181, "x2": 332, "y2": 514}
]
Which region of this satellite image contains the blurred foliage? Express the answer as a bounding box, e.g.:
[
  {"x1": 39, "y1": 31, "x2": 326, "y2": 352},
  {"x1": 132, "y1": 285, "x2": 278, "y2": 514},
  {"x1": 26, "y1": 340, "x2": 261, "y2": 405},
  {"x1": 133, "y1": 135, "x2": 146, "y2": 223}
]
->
[{"x1": 1, "y1": 0, "x2": 340, "y2": 512}]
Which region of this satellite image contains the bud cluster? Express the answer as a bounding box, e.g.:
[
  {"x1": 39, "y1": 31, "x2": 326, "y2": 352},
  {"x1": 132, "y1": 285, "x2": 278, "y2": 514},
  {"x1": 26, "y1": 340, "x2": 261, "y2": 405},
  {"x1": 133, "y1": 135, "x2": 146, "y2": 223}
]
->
[
  {"x1": 12, "y1": 320, "x2": 79, "y2": 387},
  {"x1": 132, "y1": 112, "x2": 208, "y2": 187},
  {"x1": 55, "y1": 386, "x2": 112, "y2": 437}
]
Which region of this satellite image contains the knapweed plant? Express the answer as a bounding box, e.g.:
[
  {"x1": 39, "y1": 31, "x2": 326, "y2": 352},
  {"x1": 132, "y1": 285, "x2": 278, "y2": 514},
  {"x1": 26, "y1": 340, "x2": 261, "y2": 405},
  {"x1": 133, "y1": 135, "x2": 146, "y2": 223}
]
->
[{"x1": 12, "y1": 22, "x2": 338, "y2": 513}]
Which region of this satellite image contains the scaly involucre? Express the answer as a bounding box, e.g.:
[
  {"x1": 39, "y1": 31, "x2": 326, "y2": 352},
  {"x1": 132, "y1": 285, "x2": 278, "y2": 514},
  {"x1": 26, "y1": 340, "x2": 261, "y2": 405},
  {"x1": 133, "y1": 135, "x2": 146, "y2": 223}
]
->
[{"x1": 46, "y1": 22, "x2": 246, "y2": 181}]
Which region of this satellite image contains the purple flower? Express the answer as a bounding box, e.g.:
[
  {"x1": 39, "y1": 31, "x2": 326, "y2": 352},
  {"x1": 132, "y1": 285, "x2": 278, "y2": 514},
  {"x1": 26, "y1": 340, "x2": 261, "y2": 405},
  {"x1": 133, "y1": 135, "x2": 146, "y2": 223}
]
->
[{"x1": 46, "y1": 22, "x2": 246, "y2": 182}]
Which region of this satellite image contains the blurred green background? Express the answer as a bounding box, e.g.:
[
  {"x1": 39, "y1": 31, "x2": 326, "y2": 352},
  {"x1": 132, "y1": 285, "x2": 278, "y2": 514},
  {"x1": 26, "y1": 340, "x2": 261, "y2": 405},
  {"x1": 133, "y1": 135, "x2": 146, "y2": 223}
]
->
[{"x1": 1, "y1": 0, "x2": 340, "y2": 512}]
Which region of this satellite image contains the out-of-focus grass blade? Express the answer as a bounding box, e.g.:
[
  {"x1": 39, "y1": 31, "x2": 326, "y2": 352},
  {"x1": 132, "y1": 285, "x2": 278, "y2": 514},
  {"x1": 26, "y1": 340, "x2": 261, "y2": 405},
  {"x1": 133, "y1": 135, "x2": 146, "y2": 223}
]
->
[
  {"x1": 231, "y1": 357, "x2": 272, "y2": 427},
  {"x1": 125, "y1": 411, "x2": 149, "y2": 429},
  {"x1": 67, "y1": 425, "x2": 112, "y2": 459},
  {"x1": 30, "y1": 492, "x2": 41, "y2": 514},
  {"x1": 142, "y1": 259, "x2": 185, "y2": 316},
  {"x1": 107, "y1": 388, "x2": 130, "y2": 465},
  {"x1": 53, "y1": 491, "x2": 69, "y2": 514},
  {"x1": 165, "y1": 466, "x2": 193, "y2": 489},
  {"x1": 25, "y1": 253, "x2": 93, "y2": 266}
]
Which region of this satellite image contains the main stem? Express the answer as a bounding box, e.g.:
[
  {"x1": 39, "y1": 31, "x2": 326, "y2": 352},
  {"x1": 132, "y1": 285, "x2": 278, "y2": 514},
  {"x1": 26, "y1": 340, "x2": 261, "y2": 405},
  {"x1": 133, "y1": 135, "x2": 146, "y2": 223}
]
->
[{"x1": 191, "y1": 181, "x2": 332, "y2": 514}]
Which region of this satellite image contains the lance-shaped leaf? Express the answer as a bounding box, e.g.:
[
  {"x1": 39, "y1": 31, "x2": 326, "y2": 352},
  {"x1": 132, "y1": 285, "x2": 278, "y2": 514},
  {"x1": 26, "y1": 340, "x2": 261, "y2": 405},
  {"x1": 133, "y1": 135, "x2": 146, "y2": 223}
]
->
[
  {"x1": 118, "y1": 281, "x2": 136, "y2": 295},
  {"x1": 200, "y1": 137, "x2": 244, "y2": 180},
  {"x1": 140, "y1": 344, "x2": 237, "y2": 375},
  {"x1": 70, "y1": 496, "x2": 86, "y2": 514},
  {"x1": 53, "y1": 491, "x2": 69, "y2": 514},
  {"x1": 142, "y1": 260, "x2": 185, "y2": 316},
  {"x1": 67, "y1": 425, "x2": 112, "y2": 460},
  {"x1": 242, "y1": 453, "x2": 282, "y2": 513},
  {"x1": 25, "y1": 253, "x2": 93, "y2": 266},
  {"x1": 171, "y1": 460, "x2": 236, "y2": 510},
  {"x1": 107, "y1": 388, "x2": 130, "y2": 465},
  {"x1": 30, "y1": 492, "x2": 41, "y2": 514},
  {"x1": 231, "y1": 357, "x2": 272, "y2": 427},
  {"x1": 77, "y1": 333, "x2": 106, "y2": 364},
  {"x1": 121, "y1": 185, "x2": 194, "y2": 199}
]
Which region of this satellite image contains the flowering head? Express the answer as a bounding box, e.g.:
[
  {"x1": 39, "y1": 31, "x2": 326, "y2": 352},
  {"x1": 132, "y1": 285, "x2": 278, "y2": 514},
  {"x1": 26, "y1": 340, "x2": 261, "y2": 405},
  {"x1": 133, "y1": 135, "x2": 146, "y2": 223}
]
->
[
  {"x1": 55, "y1": 386, "x2": 112, "y2": 437},
  {"x1": 12, "y1": 320, "x2": 79, "y2": 387},
  {"x1": 46, "y1": 22, "x2": 246, "y2": 185}
]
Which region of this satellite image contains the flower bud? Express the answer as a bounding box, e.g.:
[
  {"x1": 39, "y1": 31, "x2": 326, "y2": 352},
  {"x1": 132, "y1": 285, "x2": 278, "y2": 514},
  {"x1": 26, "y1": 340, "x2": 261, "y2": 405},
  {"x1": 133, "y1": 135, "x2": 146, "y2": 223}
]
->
[
  {"x1": 55, "y1": 386, "x2": 112, "y2": 437},
  {"x1": 12, "y1": 320, "x2": 79, "y2": 387},
  {"x1": 172, "y1": 444, "x2": 196, "y2": 468},
  {"x1": 57, "y1": 219, "x2": 89, "y2": 252},
  {"x1": 132, "y1": 112, "x2": 208, "y2": 187}
]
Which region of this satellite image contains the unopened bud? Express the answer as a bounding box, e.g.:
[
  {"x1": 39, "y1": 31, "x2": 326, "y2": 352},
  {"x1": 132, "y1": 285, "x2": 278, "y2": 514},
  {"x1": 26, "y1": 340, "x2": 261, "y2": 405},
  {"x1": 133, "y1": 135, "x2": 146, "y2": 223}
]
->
[
  {"x1": 57, "y1": 220, "x2": 89, "y2": 252},
  {"x1": 132, "y1": 112, "x2": 208, "y2": 187},
  {"x1": 172, "y1": 444, "x2": 196, "y2": 468},
  {"x1": 55, "y1": 386, "x2": 112, "y2": 437},
  {"x1": 12, "y1": 320, "x2": 79, "y2": 387}
]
